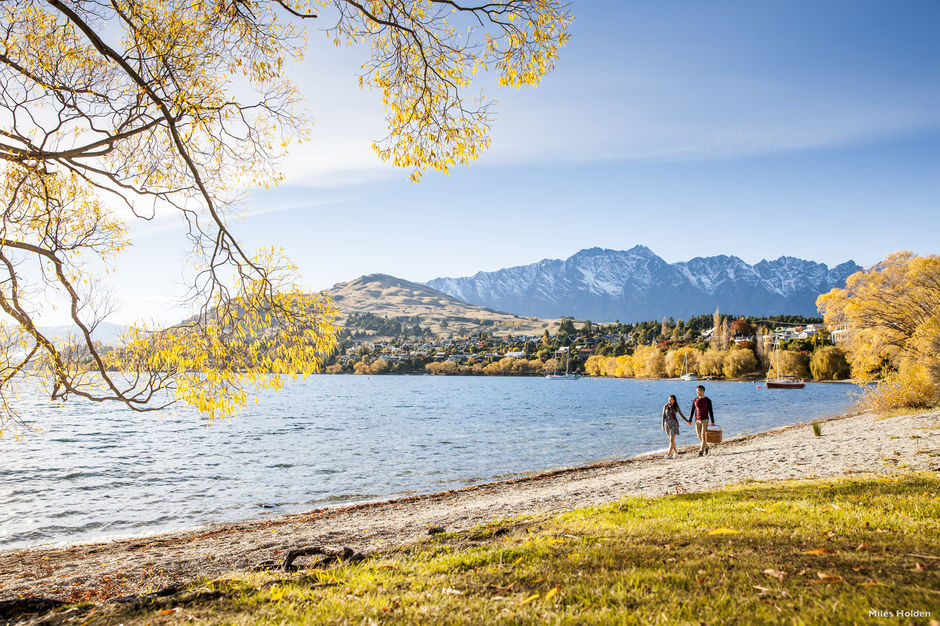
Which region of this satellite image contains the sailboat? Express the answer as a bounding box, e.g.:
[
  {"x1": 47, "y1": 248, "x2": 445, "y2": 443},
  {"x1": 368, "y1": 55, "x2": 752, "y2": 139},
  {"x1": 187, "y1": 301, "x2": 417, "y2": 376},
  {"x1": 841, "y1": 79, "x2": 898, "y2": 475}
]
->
[
  {"x1": 765, "y1": 334, "x2": 805, "y2": 389},
  {"x1": 546, "y1": 346, "x2": 581, "y2": 380},
  {"x1": 679, "y1": 352, "x2": 697, "y2": 381}
]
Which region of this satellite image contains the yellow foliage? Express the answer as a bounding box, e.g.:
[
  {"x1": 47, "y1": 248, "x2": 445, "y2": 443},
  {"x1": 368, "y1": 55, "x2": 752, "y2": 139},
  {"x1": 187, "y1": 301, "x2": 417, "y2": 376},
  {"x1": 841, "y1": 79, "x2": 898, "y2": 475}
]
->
[
  {"x1": 699, "y1": 349, "x2": 725, "y2": 377},
  {"x1": 613, "y1": 355, "x2": 634, "y2": 378},
  {"x1": 817, "y1": 251, "x2": 940, "y2": 408},
  {"x1": 584, "y1": 354, "x2": 605, "y2": 376},
  {"x1": 722, "y1": 349, "x2": 758, "y2": 379},
  {"x1": 0, "y1": 0, "x2": 570, "y2": 429},
  {"x1": 632, "y1": 345, "x2": 665, "y2": 378},
  {"x1": 766, "y1": 351, "x2": 810, "y2": 380},
  {"x1": 809, "y1": 346, "x2": 851, "y2": 380},
  {"x1": 665, "y1": 347, "x2": 700, "y2": 377}
]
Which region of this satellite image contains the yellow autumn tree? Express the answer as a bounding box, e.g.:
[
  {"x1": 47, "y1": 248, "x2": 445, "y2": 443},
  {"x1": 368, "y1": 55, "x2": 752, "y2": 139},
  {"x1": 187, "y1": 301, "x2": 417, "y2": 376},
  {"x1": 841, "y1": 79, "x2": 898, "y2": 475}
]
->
[
  {"x1": 817, "y1": 252, "x2": 940, "y2": 409},
  {"x1": 699, "y1": 348, "x2": 725, "y2": 378},
  {"x1": 722, "y1": 348, "x2": 758, "y2": 379},
  {"x1": 584, "y1": 354, "x2": 605, "y2": 377},
  {"x1": 665, "y1": 346, "x2": 699, "y2": 377},
  {"x1": 632, "y1": 345, "x2": 665, "y2": 378},
  {"x1": 0, "y1": 0, "x2": 572, "y2": 432}
]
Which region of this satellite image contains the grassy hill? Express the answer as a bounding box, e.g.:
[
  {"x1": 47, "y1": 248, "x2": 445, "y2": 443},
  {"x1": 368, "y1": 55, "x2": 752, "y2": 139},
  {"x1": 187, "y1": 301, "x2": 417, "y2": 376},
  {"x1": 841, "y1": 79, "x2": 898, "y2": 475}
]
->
[{"x1": 323, "y1": 274, "x2": 560, "y2": 338}]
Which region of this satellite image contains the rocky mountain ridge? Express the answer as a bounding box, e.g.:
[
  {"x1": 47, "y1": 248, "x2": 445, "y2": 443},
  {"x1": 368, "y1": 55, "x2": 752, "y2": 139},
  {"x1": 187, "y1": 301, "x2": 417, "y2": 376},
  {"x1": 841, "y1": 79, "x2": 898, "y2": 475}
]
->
[{"x1": 427, "y1": 246, "x2": 861, "y2": 322}]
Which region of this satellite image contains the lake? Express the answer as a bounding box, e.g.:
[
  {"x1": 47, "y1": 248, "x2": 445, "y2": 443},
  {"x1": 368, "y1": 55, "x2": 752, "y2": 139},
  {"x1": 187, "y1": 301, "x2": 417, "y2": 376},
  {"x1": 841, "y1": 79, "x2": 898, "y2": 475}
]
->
[{"x1": 0, "y1": 376, "x2": 861, "y2": 550}]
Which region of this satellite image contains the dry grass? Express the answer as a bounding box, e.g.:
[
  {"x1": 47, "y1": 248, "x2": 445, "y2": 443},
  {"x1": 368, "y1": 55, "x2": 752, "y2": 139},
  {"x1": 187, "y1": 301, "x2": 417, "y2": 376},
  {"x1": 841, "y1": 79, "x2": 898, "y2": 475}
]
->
[{"x1": 49, "y1": 473, "x2": 940, "y2": 625}]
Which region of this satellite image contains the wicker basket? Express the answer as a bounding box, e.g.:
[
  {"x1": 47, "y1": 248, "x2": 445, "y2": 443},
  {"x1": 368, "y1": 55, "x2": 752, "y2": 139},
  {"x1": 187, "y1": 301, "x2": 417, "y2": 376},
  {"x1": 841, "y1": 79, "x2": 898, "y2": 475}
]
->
[{"x1": 704, "y1": 424, "x2": 723, "y2": 444}]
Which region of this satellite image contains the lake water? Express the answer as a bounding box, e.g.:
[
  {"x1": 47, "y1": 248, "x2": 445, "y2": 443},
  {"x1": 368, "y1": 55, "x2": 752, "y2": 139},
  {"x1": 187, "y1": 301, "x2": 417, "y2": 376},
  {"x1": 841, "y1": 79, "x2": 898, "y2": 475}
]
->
[{"x1": 0, "y1": 376, "x2": 861, "y2": 550}]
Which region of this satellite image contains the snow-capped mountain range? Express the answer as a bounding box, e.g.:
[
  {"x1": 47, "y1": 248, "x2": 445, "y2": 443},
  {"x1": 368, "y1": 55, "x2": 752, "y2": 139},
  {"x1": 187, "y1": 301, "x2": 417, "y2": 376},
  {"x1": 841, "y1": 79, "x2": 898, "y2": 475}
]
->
[{"x1": 426, "y1": 246, "x2": 862, "y2": 322}]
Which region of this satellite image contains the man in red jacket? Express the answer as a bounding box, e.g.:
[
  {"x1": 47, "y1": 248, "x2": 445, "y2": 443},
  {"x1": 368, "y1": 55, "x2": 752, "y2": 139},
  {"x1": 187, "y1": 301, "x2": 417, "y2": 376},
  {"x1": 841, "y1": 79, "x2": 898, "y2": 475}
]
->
[{"x1": 690, "y1": 384, "x2": 715, "y2": 456}]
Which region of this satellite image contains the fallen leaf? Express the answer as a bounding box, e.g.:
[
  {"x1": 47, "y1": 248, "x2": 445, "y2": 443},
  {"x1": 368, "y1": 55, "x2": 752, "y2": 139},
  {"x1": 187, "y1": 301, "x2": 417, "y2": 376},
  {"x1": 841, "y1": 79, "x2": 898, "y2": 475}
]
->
[
  {"x1": 532, "y1": 577, "x2": 546, "y2": 584},
  {"x1": 855, "y1": 543, "x2": 871, "y2": 551},
  {"x1": 545, "y1": 585, "x2": 560, "y2": 600},
  {"x1": 913, "y1": 562, "x2": 925, "y2": 572},
  {"x1": 160, "y1": 609, "x2": 177, "y2": 615},
  {"x1": 709, "y1": 528, "x2": 741, "y2": 535},
  {"x1": 810, "y1": 572, "x2": 844, "y2": 584},
  {"x1": 753, "y1": 585, "x2": 771, "y2": 594},
  {"x1": 763, "y1": 569, "x2": 787, "y2": 582},
  {"x1": 378, "y1": 564, "x2": 398, "y2": 570},
  {"x1": 804, "y1": 548, "x2": 835, "y2": 555},
  {"x1": 519, "y1": 593, "x2": 540, "y2": 606},
  {"x1": 495, "y1": 582, "x2": 516, "y2": 594},
  {"x1": 512, "y1": 556, "x2": 524, "y2": 566}
]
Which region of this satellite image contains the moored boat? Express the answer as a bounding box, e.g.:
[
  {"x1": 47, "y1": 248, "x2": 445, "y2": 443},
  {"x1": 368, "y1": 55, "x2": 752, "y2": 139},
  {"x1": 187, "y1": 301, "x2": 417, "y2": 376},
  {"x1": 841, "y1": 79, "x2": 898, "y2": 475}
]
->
[{"x1": 546, "y1": 347, "x2": 581, "y2": 380}]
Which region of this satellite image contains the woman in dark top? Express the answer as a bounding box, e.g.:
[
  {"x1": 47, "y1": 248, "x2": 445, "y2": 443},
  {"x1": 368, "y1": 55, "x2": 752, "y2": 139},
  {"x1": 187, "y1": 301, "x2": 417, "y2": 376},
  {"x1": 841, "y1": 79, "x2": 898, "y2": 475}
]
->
[{"x1": 661, "y1": 394, "x2": 689, "y2": 459}]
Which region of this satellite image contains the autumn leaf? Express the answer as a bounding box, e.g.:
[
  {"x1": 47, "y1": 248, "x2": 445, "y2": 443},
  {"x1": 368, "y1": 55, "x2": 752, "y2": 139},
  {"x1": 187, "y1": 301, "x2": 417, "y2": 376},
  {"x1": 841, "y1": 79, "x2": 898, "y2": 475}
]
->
[
  {"x1": 763, "y1": 568, "x2": 787, "y2": 582},
  {"x1": 807, "y1": 572, "x2": 844, "y2": 584},
  {"x1": 803, "y1": 548, "x2": 835, "y2": 555},
  {"x1": 519, "y1": 593, "x2": 540, "y2": 606},
  {"x1": 494, "y1": 582, "x2": 516, "y2": 595},
  {"x1": 545, "y1": 585, "x2": 561, "y2": 600},
  {"x1": 709, "y1": 528, "x2": 740, "y2": 535}
]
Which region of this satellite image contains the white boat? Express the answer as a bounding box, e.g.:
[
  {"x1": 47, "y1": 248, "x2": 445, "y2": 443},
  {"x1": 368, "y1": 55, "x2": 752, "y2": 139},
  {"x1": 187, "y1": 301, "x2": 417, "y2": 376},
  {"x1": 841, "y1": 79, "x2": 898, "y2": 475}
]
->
[
  {"x1": 546, "y1": 346, "x2": 581, "y2": 380},
  {"x1": 679, "y1": 353, "x2": 696, "y2": 380},
  {"x1": 764, "y1": 334, "x2": 804, "y2": 389}
]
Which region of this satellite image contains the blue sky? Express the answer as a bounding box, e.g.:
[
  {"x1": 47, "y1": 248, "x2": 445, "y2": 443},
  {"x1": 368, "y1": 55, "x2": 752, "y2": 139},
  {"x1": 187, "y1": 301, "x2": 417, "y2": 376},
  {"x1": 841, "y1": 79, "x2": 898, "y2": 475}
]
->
[{"x1": 89, "y1": 0, "x2": 940, "y2": 325}]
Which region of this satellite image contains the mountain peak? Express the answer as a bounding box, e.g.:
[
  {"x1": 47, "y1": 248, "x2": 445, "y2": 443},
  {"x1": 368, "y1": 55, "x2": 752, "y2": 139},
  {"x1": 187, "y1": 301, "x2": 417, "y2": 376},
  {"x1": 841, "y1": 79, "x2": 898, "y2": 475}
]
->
[{"x1": 426, "y1": 247, "x2": 861, "y2": 322}]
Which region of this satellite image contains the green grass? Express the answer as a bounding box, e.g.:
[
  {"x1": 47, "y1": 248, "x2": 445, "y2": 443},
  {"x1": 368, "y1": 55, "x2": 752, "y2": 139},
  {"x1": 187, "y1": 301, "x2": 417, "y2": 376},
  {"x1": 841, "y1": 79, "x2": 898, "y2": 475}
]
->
[{"x1": 64, "y1": 474, "x2": 940, "y2": 625}]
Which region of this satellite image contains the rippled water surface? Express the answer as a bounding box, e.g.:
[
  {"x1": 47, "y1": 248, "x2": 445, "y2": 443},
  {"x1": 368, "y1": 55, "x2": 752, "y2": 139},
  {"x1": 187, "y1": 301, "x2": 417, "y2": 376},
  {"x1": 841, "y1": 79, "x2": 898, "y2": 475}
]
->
[{"x1": 0, "y1": 376, "x2": 860, "y2": 549}]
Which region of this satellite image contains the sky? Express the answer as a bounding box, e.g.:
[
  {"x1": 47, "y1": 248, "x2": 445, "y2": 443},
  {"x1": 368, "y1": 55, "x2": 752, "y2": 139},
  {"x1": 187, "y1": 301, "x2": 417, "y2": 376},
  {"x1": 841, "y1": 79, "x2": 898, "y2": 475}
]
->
[{"x1": 50, "y1": 0, "x2": 940, "y2": 325}]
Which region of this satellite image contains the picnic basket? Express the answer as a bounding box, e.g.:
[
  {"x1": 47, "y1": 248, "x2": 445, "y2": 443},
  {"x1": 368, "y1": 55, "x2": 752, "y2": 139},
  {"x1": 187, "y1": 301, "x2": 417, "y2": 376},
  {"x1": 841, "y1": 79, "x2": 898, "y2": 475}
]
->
[{"x1": 704, "y1": 424, "x2": 723, "y2": 444}]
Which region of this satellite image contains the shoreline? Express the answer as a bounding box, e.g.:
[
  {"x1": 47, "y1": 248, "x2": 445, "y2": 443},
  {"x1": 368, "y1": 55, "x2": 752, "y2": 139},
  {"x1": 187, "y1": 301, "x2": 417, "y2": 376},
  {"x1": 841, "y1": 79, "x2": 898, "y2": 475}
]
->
[
  {"x1": 0, "y1": 408, "x2": 936, "y2": 604},
  {"x1": 1, "y1": 406, "x2": 859, "y2": 554}
]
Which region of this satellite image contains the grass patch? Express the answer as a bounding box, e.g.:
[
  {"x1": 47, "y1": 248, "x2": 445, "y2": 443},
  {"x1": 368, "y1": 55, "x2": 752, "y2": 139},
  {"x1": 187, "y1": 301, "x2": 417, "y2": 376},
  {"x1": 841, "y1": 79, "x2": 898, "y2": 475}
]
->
[
  {"x1": 62, "y1": 474, "x2": 940, "y2": 625},
  {"x1": 874, "y1": 406, "x2": 937, "y2": 420}
]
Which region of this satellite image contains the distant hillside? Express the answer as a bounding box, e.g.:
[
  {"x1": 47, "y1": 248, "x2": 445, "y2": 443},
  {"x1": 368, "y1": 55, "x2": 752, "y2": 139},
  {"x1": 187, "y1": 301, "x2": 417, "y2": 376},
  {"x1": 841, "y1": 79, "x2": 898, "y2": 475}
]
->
[
  {"x1": 427, "y1": 246, "x2": 862, "y2": 322},
  {"x1": 322, "y1": 274, "x2": 559, "y2": 338},
  {"x1": 38, "y1": 321, "x2": 128, "y2": 346}
]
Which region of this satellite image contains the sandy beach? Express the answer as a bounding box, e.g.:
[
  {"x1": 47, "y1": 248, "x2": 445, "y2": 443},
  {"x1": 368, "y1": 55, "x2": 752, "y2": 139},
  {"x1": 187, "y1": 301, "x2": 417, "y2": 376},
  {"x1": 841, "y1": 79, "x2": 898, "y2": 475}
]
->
[{"x1": 1, "y1": 408, "x2": 937, "y2": 605}]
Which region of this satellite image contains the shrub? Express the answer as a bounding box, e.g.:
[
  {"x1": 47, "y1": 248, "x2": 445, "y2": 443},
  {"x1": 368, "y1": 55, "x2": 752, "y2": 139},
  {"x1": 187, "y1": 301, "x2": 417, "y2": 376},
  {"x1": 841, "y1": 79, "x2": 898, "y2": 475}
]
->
[
  {"x1": 862, "y1": 362, "x2": 939, "y2": 412},
  {"x1": 632, "y1": 345, "x2": 665, "y2": 378},
  {"x1": 699, "y1": 349, "x2": 725, "y2": 377},
  {"x1": 809, "y1": 346, "x2": 851, "y2": 380},
  {"x1": 722, "y1": 349, "x2": 758, "y2": 379},
  {"x1": 767, "y1": 350, "x2": 810, "y2": 379}
]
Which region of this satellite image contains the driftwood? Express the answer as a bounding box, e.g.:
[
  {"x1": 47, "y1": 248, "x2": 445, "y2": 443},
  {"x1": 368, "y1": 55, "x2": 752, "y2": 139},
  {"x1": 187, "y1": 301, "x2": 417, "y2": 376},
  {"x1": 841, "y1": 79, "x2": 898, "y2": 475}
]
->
[{"x1": 281, "y1": 546, "x2": 366, "y2": 572}]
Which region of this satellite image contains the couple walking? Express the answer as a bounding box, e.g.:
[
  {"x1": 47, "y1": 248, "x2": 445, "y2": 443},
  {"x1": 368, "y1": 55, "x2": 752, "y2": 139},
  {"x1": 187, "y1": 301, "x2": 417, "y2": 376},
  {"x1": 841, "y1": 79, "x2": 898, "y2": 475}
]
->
[{"x1": 661, "y1": 384, "x2": 715, "y2": 458}]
